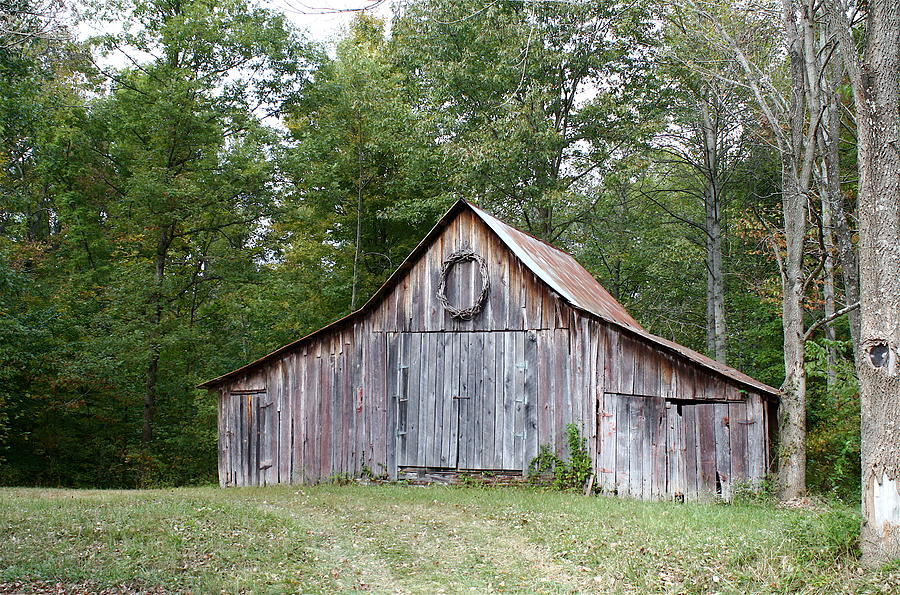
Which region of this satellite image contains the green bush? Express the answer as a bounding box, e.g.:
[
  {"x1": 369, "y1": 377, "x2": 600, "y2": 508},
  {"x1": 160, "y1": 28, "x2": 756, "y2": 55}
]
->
[
  {"x1": 527, "y1": 423, "x2": 592, "y2": 491},
  {"x1": 805, "y1": 339, "x2": 861, "y2": 501}
]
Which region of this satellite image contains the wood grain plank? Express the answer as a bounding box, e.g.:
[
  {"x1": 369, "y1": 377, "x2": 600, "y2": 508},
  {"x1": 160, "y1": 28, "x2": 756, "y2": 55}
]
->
[
  {"x1": 682, "y1": 402, "x2": 698, "y2": 498},
  {"x1": 453, "y1": 331, "x2": 466, "y2": 467},
  {"x1": 629, "y1": 396, "x2": 644, "y2": 498},
  {"x1": 492, "y1": 332, "x2": 505, "y2": 470},
  {"x1": 475, "y1": 226, "x2": 493, "y2": 330},
  {"x1": 553, "y1": 329, "x2": 567, "y2": 454},
  {"x1": 588, "y1": 322, "x2": 601, "y2": 470},
  {"x1": 440, "y1": 332, "x2": 455, "y2": 467},
  {"x1": 746, "y1": 393, "x2": 765, "y2": 487},
  {"x1": 614, "y1": 395, "x2": 630, "y2": 496},
  {"x1": 598, "y1": 393, "x2": 617, "y2": 492},
  {"x1": 502, "y1": 331, "x2": 516, "y2": 470},
  {"x1": 385, "y1": 332, "x2": 399, "y2": 480},
  {"x1": 642, "y1": 396, "x2": 655, "y2": 499},
  {"x1": 621, "y1": 337, "x2": 635, "y2": 395},
  {"x1": 524, "y1": 330, "x2": 539, "y2": 467},
  {"x1": 403, "y1": 332, "x2": 413, "y2": 470},
  {"x1": 714, "y1": 402, "x2": 732, "y2": 500},
  {"x1": 513, "y1": 330, "x2": 526, "y2": 470},
  {"x1": 481, "y1": 332, "x2": 496, "y2": 469},
  {"x1": 727, "y1": 401, "x2": 748, "y2": 487},
  {"x1": 217, "y1": 390, "x2": 227, "y2": 487},
  {"x1": 490, "y1": 235, "x2": 508, "y2": 330},
  {"x1": 417, "y1": 331, "x2": 429, "y2": 466},
  {"x1": 697, "y1": 402, "x2": 717, "y2": 498},
  {"x1": 537, "y1": 329, "x2": 552, "y2": 450},
  {"x1": 603, "y1": 325, "x2": 622, "y2": 393},
  {"x1": 468, "y1": 331, "x2": 484, "y2": 468},
  {"x1": 651, "y1": 396, "x2": 667, "y2": 499},
  {"x1": 426, "y1": 333, "x2": 442, "y2": 467},
  {"x1": 666, "y1": 402, "x2": 680, "y2": 499},
  {"x1": 297, "y1": 349, "x2": 307, "y2": 483},
  {"x1": 559, "y1": 329, "x2": 572, "y2": 448},
  {"x1": 409, "y1": 333, "x2": 428, "y2": 467}
]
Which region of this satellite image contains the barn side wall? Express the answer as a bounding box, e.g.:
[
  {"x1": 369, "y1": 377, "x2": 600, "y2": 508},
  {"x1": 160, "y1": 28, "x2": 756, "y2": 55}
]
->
[
  {"x1": 590, "y1": 312, "x2": 773, "y2": 500},
  {"x1": 218, "y1": 318, "x2": 393, "y2": 486}
]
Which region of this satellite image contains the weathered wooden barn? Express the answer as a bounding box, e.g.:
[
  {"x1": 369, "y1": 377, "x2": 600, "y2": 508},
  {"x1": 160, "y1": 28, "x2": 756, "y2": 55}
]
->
[{"x1": 200, "y1": 200, "x2": 779, "y2": 500}]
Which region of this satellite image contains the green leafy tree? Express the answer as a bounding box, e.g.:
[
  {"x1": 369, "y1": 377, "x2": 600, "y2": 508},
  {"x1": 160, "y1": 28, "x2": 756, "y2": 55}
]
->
[
  {"x1": 391, "y1": 0, "x2": 661, "y2": 240},
  {"x1": 281, "y1": 15, "x2": 446, "y2": 319}
]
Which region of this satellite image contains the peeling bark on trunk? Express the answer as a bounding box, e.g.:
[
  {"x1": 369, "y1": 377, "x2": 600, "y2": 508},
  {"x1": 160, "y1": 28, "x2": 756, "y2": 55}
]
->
[
  {"x1": 846, "y1": 0, "x2": 900, "y2": 565},
  {"x1": 827, "y1": 0, "x2": 900, "y2": 564}
]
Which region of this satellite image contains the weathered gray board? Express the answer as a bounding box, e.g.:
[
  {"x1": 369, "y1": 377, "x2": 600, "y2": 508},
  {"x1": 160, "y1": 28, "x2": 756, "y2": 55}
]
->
[
  {"x1": 221, "y1": 389, "x2": 275, "y2": 487},
  {"x1": 393, "y1": 331, "x2": 538, "y2": 471},
  {"x1": 210, "y1": 203, "x2": 778, "y2": 499},
  {"x1": 598, "y1": 393, "x2": 768, "y2": 500}
]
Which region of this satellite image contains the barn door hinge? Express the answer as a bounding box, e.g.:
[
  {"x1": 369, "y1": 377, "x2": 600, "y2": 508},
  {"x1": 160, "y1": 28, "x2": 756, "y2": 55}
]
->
[
  {"x1": 516, "y1": 361, "x2": 528, "y2": 370},
  {"x1": 514, "y1": 432, "x2": 525, "y2": 438},
  {"x1": 397, "y1": 364, "x2": 409, "y2": 371}
]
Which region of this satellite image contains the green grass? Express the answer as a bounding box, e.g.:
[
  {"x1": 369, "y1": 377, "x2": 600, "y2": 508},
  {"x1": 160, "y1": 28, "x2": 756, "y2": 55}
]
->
[{"x1": 1, "y1": 485, "x2": 898, "y2": 594}]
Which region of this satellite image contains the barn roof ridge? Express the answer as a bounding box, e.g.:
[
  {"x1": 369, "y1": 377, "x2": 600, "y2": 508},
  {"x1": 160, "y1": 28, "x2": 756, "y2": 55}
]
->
[{"x1": 199, "y1": 199, "x2": 779, "y2": 397}]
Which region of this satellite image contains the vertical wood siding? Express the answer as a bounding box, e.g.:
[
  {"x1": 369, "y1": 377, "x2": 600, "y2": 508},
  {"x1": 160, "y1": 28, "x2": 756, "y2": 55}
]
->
[{"x1": 216, "y1": 210, "x2": 774, "y2": 499}]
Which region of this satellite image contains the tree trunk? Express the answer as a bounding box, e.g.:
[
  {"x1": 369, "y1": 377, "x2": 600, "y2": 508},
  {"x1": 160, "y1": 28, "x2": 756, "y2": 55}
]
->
[
  {"x1": 776, "y1": 0, "x2": 814, "y2": 500},
  {"x1": 777, "y1": 164, "x2": 808, "y2": 500},
  {"x1": 144, "y1": 223, "x2": 173, "y2": 445},
  {"x1": 818, "y1": 58, "x2": 840, "y2": 386},
  {"x1": 822, "y1": 69, "x2": 860, "y2": 358},
  {"x1": 351, "y1": 141, "x2": 364, "y2": 311},
  {"x1": 851, "y1": 0, "x2": 900, "y2": 565},
  {"x1": 700, "y1": 103, "x2": 727, "y2": 363},
  {"x1": 704, "y1": 182, "x2": 727, "y2": 363}
]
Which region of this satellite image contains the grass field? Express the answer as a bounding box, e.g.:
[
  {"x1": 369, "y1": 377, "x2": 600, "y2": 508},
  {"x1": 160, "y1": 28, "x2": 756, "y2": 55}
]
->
[{"x1": 1, "y1": 484, "x2": 898, "y2": 594}]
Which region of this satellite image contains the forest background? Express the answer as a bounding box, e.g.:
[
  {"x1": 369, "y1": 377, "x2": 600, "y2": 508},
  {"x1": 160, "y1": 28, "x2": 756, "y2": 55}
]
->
[{"x1": 0, "y1": 0, "x2": 868, "y2": 502}]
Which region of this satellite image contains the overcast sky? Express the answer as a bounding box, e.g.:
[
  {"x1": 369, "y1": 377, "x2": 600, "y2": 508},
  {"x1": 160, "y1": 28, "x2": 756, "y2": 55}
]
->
[
  {"x1": 73, "y1": 0, "x2": 394, "y2": 76},
  {"x1": 268, "y1": 0, "x2": 393, "y2": 41},
  {"x1": 76, "y1": 0, "x2": 394, "y2": 44}
]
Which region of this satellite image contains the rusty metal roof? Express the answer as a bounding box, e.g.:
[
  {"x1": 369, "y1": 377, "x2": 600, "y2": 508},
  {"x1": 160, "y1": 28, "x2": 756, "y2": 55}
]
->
[
  {"x1": 200, "y1": 199, "x2": 778, "y2": 397},
  {"x1": 468, "y1": 203, "x2": 777, "y2": 397},
  {"x1": 469, "y1": 203, "x2": 644, "y2": 331}
]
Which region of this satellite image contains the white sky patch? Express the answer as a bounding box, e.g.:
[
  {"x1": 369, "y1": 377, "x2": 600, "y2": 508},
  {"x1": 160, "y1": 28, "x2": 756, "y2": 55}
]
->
[
  {"x1": 74, "y1": 0, "x2": 394, "y2": 49},
  {"x1": 271, "y1": 0, "x2": 393, "y2": 41}
]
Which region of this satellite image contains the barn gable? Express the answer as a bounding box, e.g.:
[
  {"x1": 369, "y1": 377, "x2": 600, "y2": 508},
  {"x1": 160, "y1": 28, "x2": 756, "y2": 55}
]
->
[{"x1": 203, "y1": 200, "x2": 778, "y2": 499}]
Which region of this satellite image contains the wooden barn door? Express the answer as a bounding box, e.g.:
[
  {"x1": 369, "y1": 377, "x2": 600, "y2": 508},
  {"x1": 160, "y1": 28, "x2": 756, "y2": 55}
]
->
[
  {"x1": 392, "y1": 331, "x2": 537, "y2": 472},
  {"x1": 598, "y1": 393, "x2": 767, "y2": 501},
  {"x1": 226, "y1": 390, "x2": 276, "y2": 486}
]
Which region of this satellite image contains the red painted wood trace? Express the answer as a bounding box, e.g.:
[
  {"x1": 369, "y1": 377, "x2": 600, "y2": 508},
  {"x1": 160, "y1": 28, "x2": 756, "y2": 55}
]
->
[{"x1": 201, "y1": 200, "x2": 779, "y2": 500}]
